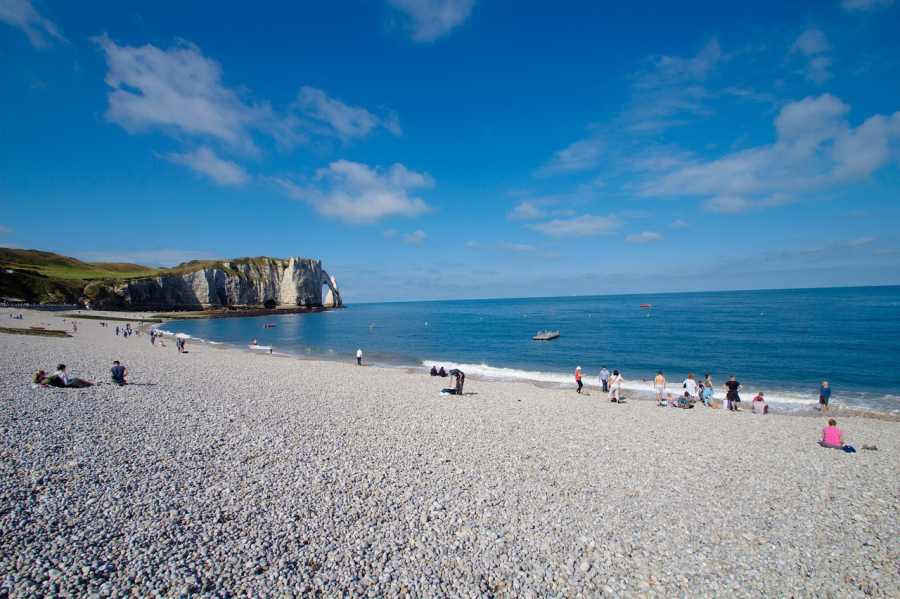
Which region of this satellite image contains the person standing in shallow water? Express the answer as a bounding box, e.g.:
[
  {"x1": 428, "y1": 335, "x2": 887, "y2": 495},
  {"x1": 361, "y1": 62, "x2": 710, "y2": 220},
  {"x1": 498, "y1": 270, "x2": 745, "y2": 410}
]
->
[
  {"x1": 819, "y1": 381, "x2": 832, "y2": 413},
  {"x1": 654, "y1": 371, "x2": 666, "y2": 405}
]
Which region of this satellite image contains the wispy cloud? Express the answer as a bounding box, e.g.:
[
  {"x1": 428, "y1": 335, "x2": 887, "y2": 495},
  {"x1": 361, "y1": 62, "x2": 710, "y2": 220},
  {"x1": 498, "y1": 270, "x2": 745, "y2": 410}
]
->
[
  {"x1": 841, "y1": 0, "x2": 894, "y2": 11},
  {"x1": 465, "y1": 239, "x2": 562, "y2": 261},
  {"x1": 526, "y1": 214, "x2": 623, "y2": 238},
  {"x1": 668, "y1": 219, "x2": 690, "y2": 229},
  {"x1": 624, "y1": 38, "x2": 722, "y2": 132},
  {"x1": 0, "y1": 0, "x2": 65, "y2": 48},
  {"x1": 626, "y1": 231, "x2": 662, "y2": 243},
  {"x1": 537, "y1": 139, "x2": 604, "y2": 176},
  {"x1": 162, "y1": 147, "x2": 251, "y2": 186},
  {"x1": 295, "y1": 86, "x2": 401, "y2": 140},
  {"x1": 506, "y1": 201, "x2": 546, "y2": 221},
  {"x1": 403, "y1": 230, "x2": 427, "y2": 245},
  {"x1": 639, "y1": 94, "x2": 900, "y2": 211},
  {"x1": 791, "y1": 28, "x2": 832, "y2": 84},
  {"x1": 73, "y1": 248, "x2": 223, "y2": 268},
  {"x1": 387, "y1": 0, "x2": 476, "y2": 42},
  {"x1": 0, "y1": 224, "x2": 13, "y2": 235},
  {"x1": 267, "y1": 160, "x2": 434, "y2": 224}
]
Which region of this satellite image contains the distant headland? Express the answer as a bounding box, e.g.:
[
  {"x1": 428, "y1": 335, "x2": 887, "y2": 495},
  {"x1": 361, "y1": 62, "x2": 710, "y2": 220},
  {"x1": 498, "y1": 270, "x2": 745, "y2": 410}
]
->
[{"x1": 0, "y1": 248, "x2": 342, "y2": 312}]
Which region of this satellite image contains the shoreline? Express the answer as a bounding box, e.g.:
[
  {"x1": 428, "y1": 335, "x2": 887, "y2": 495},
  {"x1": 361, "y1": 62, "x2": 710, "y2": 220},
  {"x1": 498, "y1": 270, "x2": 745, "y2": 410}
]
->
[
  {"x1": 2, "y1": 306, "x2": 898, "y2": 596},
  {"x1": 151, "y1": 315, "x2": 900, "y2": 423}
]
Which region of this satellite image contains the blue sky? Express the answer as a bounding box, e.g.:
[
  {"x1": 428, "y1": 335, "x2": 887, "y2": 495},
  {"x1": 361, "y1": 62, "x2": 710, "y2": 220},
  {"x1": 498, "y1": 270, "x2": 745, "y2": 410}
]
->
[{"x1": 1, "y1": 0, "x2": 898, "y2": 302}]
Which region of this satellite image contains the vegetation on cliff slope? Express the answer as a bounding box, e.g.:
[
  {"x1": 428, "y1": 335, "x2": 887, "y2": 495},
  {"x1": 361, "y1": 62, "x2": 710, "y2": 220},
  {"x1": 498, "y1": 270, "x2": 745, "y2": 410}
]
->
[{"x1": 0, "y1": 248, "x2": 285, "y2": 304}]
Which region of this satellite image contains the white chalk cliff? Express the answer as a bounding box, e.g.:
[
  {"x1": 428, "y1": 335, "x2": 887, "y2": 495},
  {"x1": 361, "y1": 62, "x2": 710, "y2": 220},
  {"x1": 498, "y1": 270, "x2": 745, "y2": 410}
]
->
[{"x1": 94, "y1": 257, "x2": 342, "y2": 310}]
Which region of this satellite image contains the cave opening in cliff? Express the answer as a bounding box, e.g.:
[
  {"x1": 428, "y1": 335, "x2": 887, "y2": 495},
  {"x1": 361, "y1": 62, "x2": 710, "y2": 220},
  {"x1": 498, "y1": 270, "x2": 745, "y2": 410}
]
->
[{"x1": 263, "y1": 299, "x2": 276, "y2": 310}]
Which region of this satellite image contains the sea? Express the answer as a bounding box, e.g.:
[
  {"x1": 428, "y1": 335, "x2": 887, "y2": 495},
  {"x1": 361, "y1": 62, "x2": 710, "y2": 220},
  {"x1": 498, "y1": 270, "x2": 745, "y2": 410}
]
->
[{"x1": 157, "y1": 286, "x2": 900, "y2": 415}]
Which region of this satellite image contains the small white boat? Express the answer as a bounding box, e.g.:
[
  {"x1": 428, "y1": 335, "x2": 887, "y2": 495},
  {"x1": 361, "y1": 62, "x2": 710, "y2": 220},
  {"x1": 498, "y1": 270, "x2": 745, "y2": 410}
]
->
[{"x1": 533, "y1": 330, "x2": 560, "y2": 340}]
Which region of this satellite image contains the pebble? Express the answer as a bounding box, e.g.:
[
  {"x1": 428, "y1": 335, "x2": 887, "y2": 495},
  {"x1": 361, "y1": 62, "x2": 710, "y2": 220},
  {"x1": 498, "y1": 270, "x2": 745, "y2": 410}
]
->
[{"x1": 0, "y1": 309, "x2": 899, "y2": 597}]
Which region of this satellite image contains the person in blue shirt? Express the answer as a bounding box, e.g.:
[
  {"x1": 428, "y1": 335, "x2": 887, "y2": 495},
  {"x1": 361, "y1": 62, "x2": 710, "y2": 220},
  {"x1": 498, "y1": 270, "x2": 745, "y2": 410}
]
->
[
  {"x1": 109, "y1": 360, "x2": 128, "y2": 386},
  {"x1": 819, "y1": 381, "x2": 832, "y2": 413}
]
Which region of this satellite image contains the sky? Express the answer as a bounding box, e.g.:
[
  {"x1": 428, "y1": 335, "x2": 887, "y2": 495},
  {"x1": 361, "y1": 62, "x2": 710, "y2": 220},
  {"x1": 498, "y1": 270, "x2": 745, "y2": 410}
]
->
[{"x1": 1, "y1": 0, "x2": 899, "y2": 303}]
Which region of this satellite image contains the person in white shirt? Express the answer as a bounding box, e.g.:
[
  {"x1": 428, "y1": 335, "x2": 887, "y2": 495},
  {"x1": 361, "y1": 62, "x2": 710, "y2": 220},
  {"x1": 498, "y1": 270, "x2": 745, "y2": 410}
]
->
[
  {"x1": 607, "y1": 370, "x2": 624, "y2": 403},
  {"x1": 682, "y1": 373, "x2": 700, "y2": 405},
  {"x1": 357, "y1": 348, "x2": 362, "y2": 365},
  {"x1": 54, "y1": 364, "x2": 94, "y2": 388}
]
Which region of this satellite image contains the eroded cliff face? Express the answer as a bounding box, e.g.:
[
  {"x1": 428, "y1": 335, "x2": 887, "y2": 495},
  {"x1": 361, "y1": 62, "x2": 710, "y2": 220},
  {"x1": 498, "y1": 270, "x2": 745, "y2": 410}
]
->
[{"x1": 93, "y1": 257, "x2": 342, "y2": 310}]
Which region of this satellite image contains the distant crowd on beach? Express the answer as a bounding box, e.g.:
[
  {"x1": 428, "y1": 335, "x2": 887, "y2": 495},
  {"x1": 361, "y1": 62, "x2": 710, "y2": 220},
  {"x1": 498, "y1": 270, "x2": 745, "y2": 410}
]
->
[{"x1": 575, "y1": 366, "x2": 836, "y2": 416}]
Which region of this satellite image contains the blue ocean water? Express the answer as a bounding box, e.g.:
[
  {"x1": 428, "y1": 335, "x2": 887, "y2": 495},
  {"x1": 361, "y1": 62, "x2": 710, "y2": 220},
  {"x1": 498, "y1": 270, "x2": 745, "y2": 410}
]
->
[{"x1": 158, "y1": 286, "x2": 900, "y2": 414}]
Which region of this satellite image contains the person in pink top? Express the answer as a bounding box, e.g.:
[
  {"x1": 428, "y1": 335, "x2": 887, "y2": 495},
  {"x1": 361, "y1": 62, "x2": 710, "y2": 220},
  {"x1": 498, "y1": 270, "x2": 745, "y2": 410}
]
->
[{"x1": 819, "y1": 419, "x2": 844, "y2": 449}]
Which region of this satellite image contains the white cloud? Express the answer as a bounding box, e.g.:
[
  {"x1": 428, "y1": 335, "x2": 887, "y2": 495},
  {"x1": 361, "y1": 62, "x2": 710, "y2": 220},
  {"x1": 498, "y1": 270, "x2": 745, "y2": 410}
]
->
[
  {"x1": 163, "y1": 147, "x2": 250, "y2": 186},
  {"x1": 94, "y1": 36, "x2": 398, "y2": 151},
  {"x1": 842, "y1": 0, "x2": 893, "y2": 10},
  {"x1": 73, "y1": 248, "x2": 222, "y2": 268},
  {"x1": 669, "y1": 219, "x2": 690, "y2": 229},
  {"x1": 626, "y1": 231, "x2": 662, "y2": 243},
  {"x1": 296, "y1": 86, "x2": 401, "y2": 140},
  {"x1": 0, "y1": 224, "x2": 13, "y2": 235},
  {"x1": 640, "y1": 95, "x2": 900, "y2": 211},
  {"x1": 267, "y1": 160, "x2": 434, "y2": 224},
  {"x1": 506, "y1": 201, "x2": 546, "y2": 221},
  {"x1": 387, "y1": 0, "x2": 476, "y2": 42},
  {"x1": 791, "y1": 28, "x2": 832, "y2": 84},
  {"x1": 537, "y1": 138, "x2": 604, "y2": 175},
  {"x1": 383, "y1": 229, "x2": 399, "y2": 238},
  {"x1": 465, "y1": 240, "x2": 481, "y2": 250},
  {"x1": 0, "y1": 0, "x2": 65, "y2": 48},
  {"x1": 526, "y1": 214, "x2": 623, "y2": 238},
  {"x1": 792, "y1": 28, "x2": 830, "y2": 56},
  {"x1": 94, "y1": 34, "x2": 267, "y2": 150},
  {"x1": 403, "y1": 230, "x2": 427, "y2": 245}
]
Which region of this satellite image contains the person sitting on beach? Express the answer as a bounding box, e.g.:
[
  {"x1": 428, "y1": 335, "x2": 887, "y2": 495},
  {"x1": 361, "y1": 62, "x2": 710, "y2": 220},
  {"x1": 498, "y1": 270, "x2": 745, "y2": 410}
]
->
[
  {"x1": 438, "y1": 367, "x2": 447, "y2": 377},
  {"x1": 819, "y1": 419, "x2": 844, "y2": 449},
  {"x1": 678, "y1": 392, "x2": 695, "y2": 409},
  {"x1": 430, "y1": 365, "x2": 438, "y2": 376},
  {"x1": 752, "y1": 392, "x2": 768, "y2": 414},
  {"x1": 33, "y1": 370, "x2": 65, "y2": 387},
  {"x1": 665, "y1": 392, "x2": 678, "y2": 408},
  {"x1": 109, "y1": 360, "x2": 129, "y2": 386},
  {"x1": 54, "y1": 364, "x2": 94, "y2": 388}
]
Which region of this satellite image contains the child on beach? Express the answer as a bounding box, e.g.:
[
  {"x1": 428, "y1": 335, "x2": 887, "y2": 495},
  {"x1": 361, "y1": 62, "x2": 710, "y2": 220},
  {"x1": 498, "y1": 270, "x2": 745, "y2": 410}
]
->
[{"x1": 819, "y1": 419, "x2": 844, "y2": 449}]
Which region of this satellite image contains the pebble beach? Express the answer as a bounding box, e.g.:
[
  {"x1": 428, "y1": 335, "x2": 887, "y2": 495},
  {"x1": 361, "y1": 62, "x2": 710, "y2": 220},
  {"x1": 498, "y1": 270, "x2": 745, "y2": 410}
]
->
[{"x1": 1, "y1": 309, "x2": 899, "y2": 598}]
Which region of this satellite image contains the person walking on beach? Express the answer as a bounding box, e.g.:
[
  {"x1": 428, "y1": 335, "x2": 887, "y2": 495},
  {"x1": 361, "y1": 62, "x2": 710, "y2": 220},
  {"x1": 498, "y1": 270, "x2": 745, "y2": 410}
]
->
[
  {"x1": 575, "y1": 366, "x2": 583, "y2": 394},
  {"x1": 724, "y1": 376, "x2": 742, "y2": 411},
  {"x1": 357, "y1": 348, "x2": 362, "y2": 365},
  {"x1": 654, "y1": 371, "x2": 666, "y2": 405},
  {"x1": 819, "y1": 381, "x2": 832, "y2": 413},
  {"x1": 269, "y1": 344, "x2": 273, "y2": 354},
  {"x1": 608, "y1": 370, "x2": 624, "y2": 403},
  {"x1": 600, "y1": 366, "x2": 610, "y2": 392}
]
